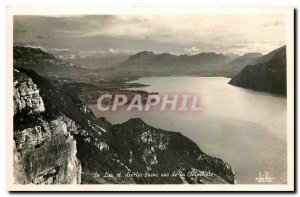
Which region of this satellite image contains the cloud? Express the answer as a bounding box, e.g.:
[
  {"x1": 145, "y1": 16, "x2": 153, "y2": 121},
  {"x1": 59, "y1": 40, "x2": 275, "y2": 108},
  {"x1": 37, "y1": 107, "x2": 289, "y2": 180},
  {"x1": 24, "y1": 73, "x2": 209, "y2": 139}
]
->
[
  {"x1": 52, "y1": 48, "x2": 70, "y2": 52},
  {"x1": 184, "y1": 46, "x2": 200, "y2": 55},
  {"x1": 23, "y1": 44, "x2": 46, "y2": 51},
  {"x1": 107, "y1": 49, "x2": 134, "y2": 55},
  {"x1": 13, "y1": 15, "x2": 286, "y2": 55},
  {"x1": 77, "y1": 49, "x2": 135, "y2": 58}
]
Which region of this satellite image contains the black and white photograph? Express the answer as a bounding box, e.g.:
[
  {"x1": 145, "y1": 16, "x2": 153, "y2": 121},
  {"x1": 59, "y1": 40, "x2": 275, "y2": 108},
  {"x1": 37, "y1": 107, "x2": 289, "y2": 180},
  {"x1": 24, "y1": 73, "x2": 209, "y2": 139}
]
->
[{"x1": 5, "y1": 5, "x2": 295, "y2": 192}]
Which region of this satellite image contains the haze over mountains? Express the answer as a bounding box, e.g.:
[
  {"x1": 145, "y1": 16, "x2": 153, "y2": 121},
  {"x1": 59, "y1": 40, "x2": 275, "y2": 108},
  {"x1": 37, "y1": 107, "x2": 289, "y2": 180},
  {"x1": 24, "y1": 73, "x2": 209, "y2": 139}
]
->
[
  {"x1": 49, "y1": 48, "x2": 131, "y2": 69},
  {"x1": 13, "y1": 45, "x2": 287, "y2": 95},
  {"x1": 13, "y1": 46, "x2": 89, "y2": 78}
]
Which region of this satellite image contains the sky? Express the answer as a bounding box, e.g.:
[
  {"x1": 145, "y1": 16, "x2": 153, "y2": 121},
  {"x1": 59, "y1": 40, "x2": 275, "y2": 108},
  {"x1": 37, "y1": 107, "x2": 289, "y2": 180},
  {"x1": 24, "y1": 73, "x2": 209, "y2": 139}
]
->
[{"x1": 13, "y1": 15, "x2": 286, "y2": 56}]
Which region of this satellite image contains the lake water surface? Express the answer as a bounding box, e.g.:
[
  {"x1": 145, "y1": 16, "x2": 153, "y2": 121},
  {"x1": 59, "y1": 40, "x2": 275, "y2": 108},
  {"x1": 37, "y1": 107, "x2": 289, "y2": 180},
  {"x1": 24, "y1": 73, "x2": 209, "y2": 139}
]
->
[{"x1": 88, "y1": 77, "x2": 287, "y2": 184}]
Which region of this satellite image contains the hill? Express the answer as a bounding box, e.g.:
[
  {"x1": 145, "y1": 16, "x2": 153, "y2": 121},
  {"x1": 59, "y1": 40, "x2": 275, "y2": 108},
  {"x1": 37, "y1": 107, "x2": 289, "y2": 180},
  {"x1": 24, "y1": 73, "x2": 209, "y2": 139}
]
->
[
  {"x1": 228, "y1": 46, "x2": 286, "y2": 95},
  {"x1": 13, "y1": 46, "x2": 90, "y2": 78}
]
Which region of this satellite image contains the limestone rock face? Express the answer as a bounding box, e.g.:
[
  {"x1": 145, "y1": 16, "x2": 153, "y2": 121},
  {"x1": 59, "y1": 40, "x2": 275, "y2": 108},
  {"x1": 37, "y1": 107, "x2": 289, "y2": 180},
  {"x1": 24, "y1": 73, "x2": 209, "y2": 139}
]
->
[
  {"x1": 13, "y1": 69, "x2": 45, "y2": 116},
  {"x1": 13, "y1": 69, "x2": 81, "y2": 184}
]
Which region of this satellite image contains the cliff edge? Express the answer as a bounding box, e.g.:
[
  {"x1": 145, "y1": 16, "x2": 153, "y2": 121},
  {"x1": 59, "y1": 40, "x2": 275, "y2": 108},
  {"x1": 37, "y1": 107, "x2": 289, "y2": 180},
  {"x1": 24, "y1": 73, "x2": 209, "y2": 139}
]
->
[
  {"x1": 13, "y1": 67, "x2": 236, "y2": 184},
  {"x1": 13, "y1": 70, "x2": 82, "y2": 184}
]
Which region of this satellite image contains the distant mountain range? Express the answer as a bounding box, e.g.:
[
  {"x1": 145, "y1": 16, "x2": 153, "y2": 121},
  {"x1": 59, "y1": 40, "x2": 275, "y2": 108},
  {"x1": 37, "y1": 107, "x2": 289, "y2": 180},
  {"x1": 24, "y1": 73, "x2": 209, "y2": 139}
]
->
[
  {"x1": 229, "y1": 46, "x2": 286, "y2": 95},
  {"x1": 13, "y1": 46, "x2": 241, "y2": 78},
  {"x1": 13, "y1": 45, "x2": 287, "y2": 95},
  {"x1": 52, "y1": 49, "x2": 131, "y2": 70},
  {"x1": 219, "y1": 53, "x2": 263, "y2": 77},
  {"x1": 113, "y1": 51, "x2": 235, "y2": 76},
  {"x1": 112, "y1": 49, "x2": 285, "y2": 78}
]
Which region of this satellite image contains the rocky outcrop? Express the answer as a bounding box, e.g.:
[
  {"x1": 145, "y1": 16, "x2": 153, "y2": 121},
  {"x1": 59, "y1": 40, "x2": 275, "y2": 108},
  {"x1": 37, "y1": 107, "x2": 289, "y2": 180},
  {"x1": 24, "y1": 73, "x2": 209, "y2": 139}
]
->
[
  {"x1": 13, "y1": 69, "x2": 45, "y2": 115},
  {"x1": 13, "y1": 69, "x2": 81, "y2": 184},
  {"x1": 229, "y1": 46, "x2": 286, "y2": 95}
]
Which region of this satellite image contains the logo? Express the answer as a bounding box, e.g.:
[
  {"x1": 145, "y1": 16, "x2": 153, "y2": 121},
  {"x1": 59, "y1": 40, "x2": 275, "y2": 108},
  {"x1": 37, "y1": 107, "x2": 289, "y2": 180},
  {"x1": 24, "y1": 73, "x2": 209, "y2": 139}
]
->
[
  {"x1": 256, "y1": 171, "x2": 275, "y2": 183},
  {"x1": 96, "y1": 93, "x2": 202, "y2": 112}
]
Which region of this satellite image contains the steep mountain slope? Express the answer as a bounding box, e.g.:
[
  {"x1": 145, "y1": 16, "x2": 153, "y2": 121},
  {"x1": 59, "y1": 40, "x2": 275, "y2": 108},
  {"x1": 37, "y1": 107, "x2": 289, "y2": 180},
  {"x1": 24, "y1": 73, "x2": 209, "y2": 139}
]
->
[
  {"x1": 229, "y1": 46, "x2": 286, "y2": 95},
  {"x1": 13, "y1": 68, "x2": 236, "y2": 184},
  {"x1": 220, "y1": 53, "x2": 263, "y2": 77},
  {"x1": 230, "y1": 53, "x2": 262, "y2": 65},
  {"x1": 254, "y1": 45, "x2": 286, "y2": 64},
  {"x1": 108, "y1": 119, "x2": 235, "y2": 184}
]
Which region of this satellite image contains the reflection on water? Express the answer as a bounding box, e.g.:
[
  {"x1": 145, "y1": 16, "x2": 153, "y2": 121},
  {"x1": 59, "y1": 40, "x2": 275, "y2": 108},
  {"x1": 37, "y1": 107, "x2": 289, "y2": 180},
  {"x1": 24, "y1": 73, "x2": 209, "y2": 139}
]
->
[{"x1": 88, "y1": 77, "x2": 287, "y2": 184}]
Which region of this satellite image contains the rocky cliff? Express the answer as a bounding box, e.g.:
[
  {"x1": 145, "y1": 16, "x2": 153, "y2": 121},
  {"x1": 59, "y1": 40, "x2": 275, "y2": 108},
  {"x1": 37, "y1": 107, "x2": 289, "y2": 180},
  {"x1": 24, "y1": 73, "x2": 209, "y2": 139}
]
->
[
  {"x1": 13, "y1": 70, "x2": 82, "y2": 184},
  {"x1": 13, "y1": 68, "x2": 236, "y2": 184}
]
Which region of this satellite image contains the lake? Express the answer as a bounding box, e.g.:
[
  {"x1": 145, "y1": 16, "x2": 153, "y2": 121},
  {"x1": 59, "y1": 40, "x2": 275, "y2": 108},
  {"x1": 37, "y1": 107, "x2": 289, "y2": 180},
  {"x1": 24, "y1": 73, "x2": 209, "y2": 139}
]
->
[{"x1": 88, "y1": 77, "x2": 287, "y2": 184}]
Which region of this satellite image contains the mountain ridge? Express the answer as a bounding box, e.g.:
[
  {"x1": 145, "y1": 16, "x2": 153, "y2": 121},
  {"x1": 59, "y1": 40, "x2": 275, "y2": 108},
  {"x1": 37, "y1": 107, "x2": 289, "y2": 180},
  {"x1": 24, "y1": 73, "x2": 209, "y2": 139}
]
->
[
  {"x1": 113, "y1": 50, "x2": 235, "y2": 77},
  {"x1": 229, "y1": 46, "x2": 286, "y2": 95},
  {"x1": 14, "y1": 46, "x2": 89, "y2": 78}
]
